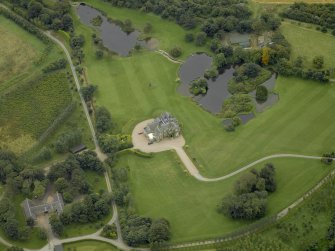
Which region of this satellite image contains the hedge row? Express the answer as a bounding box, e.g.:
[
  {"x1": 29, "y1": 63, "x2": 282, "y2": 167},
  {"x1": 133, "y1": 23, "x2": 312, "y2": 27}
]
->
[{"x1": 0, "y1": 6, "x2": 51, "y2": 44}]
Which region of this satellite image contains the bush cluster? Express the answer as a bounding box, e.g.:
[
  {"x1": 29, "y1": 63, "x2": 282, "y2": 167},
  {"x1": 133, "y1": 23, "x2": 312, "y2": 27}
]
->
[
  {"x1": 42, "y1": 59, "x2": 67, "y2": 73},
  {"x1": 219, "y1": 164, "x2": 276, "y2": 220}
]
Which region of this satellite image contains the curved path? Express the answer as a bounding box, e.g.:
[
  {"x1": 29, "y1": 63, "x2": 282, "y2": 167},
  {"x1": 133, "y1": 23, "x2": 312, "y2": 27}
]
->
[
  {"x1": 156, "y1": 49, "x2": 184, "y2": 64},
  {"x1": 133, "y1": 119, "x2": 329, "y2": 182}
]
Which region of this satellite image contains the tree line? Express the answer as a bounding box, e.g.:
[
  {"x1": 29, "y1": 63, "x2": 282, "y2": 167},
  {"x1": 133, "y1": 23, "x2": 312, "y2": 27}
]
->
[
  {"x1": 6, "y1": 0, "x2": 73, "y2": 31},
  {"x1": 0, "y1": 6, "x2": 50, "y2": 43},
  {"x1": 282, "y1": 3, "x2": 335, "y2": 32}
]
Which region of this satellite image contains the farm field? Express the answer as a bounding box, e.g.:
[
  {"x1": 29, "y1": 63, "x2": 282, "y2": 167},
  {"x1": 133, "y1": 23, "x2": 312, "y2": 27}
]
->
[
  {"x1": 0, "y1": 72, "x2": 72, "y2": 154},
  {"x1": 280, "y1": 22, "x2": 335, "y2": 69},
  {"x1": 0, "y1": 15, "x2": 62, "y2": 92},
  {"x1": 0, "y1": 15, "x2": 93, "y2": 156},
  {"x1": 117, "y1": 151, "x2": 332, "y2": 242},
  {"x1": 64, "y1": 240, "x2": 120, "y2": 251}
]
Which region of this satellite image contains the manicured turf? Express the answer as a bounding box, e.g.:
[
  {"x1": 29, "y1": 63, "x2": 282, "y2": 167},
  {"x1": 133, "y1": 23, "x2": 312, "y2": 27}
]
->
[
  {"x1": 85, "y1": 48, "x2": 335, "y2": 178},
  {"x1": 117, "y1": 151, "x2": 333, "y2": 242},
  {"x1": 78, "y1": 0, "x2": 208, "y2": 58},
  {"x1": 280, "y1": 22, "x2": 335, "y2": 69},
  {"x1": 64, "y1": 240, "x2": 120, "y2": 251},
  {"x1": 75, "y1": 3, "x2": 335, "y2": 242}
]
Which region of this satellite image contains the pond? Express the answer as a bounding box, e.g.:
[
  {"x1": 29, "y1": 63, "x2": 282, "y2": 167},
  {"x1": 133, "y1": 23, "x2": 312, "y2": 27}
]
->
[
  {"x1": 178, "y1": 54, "x2": 235, "y2": 114},
  {"x1": 250, "y1": 74, "x2": 278, "y2": 112},
  {"x1": 178, "y1": 54, "x2": 213, "y2": 96},
  {"x1": 195, "y1": 68, "x2": 234, "y2": 114},
  {"x1": 239, "y1": 113, "x2": 255, "y2": 124},
  {"x1": 77, "y1": 4, "x2": 150, "y2": 56},
  {"x1": 179, "y1": 54, "x2": 279, "y2": 125}
]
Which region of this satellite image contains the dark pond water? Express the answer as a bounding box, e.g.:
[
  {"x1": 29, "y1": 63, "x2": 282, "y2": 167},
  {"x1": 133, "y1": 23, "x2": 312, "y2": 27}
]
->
[
  {"x1": 239, "y1": 113, "x2": 255, "y2": 124},
  {"x1": 255, "y1": 93, "x2": 279, "y2": 113},
  {"x1": 261, "y1": 74, "x2": 277, "y2": 91},
  {"x1": 250, "y1": 74, "x2": 278, "y2": 112},
  {"x1": 77, "y1": 4, "x2": 146, "y2": 56},
  {"x1": 178, "y1": 54, "x2": 213, "y2": 96},
  {"x1": 178, "y1": 54, "x2": 235, "y2": 114},
  {"x1": 196, "y1": 68, "x2": 234, "y2": 114}
]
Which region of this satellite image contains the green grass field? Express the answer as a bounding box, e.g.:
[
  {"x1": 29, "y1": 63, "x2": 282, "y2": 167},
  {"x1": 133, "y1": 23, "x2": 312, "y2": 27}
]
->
[
  {"x1": 116, "y1": 151, "x2": 333, "y2": 242},
  {"x1": 84, "y1": 48, "x2": 335, "y2": 178},
  {"x1": 280, "y1": 22, "x2": 335, "y2": 69},
  {"x1": 0, "y1": 71, "x2": 72, "y2": 153},
  {"x1": 86, "y1": 170, "x2": 108, "y2": 194},
  {"x1": 0, "y1": 242, "x2": 7, "y2": 250},
  {"x1": 64, "y1": 240, "x2": 120, "y2": 251},
  {"x1": 73, "y1": 2, "x2": 335, "y2": 243},
  {"x1": 77, "y1": 0, "x2": 208, "y2": 58},
  {"x1": 0, "y1": 15, "x2": 63, "y2": 92},
  {"x1": 62, "y1": 211, "x2": 113, "y2": 238}
]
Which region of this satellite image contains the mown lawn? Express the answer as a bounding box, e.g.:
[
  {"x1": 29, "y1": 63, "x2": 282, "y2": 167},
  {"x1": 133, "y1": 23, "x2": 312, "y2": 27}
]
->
[
  {"x1": 64, "y1": 240, "x2": 120, "y2": 251},
  {"x1": 117, "y1": 151, "x2": 333, "y2": 242},
  {"x1": 280, "y1": 22, "x2": 335, "y2": 69},
  {"x1": 85, "y1": 48, "x2": 335, "y2": 178},
  {"x1": 74, "y1": 2, "x2": 335, "y2": 242},
  {"x1": 77, "y1": 0, "x2": 209, "y2": 58}
]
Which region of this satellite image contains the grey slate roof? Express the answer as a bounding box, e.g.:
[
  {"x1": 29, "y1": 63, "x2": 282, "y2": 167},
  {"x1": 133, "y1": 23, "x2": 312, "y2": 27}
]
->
[{"x1": 22, "y1": 192, "x2": 64, "y2": 220}]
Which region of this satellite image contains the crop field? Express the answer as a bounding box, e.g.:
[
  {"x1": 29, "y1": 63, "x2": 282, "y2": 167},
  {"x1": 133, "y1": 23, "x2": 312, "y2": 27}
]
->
[
  {"x1": 0, "y1": 16, "x2": 93, "y2": 156},
  {"x1": 0, "y1": 15, "x2": 62, "y2": 92},
  {"x1": 117, "y1": 151, "x2": 332, "y2": 242},
  {"x1": 280, "y1": 22, "x2": 335, "y2": 69},
  {"x1": 0, "y1": 71, "x2": 72, "y2": 153},
  {"x1": 64, "y1": 240, "x2": 120, "y2": 251},
  {"x1": 0, "y1": 16, "x2": 41, "y2": 86}
]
